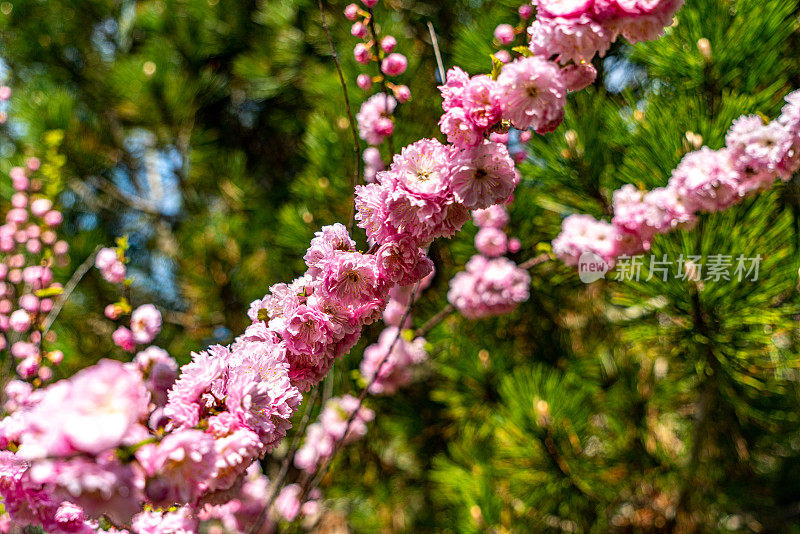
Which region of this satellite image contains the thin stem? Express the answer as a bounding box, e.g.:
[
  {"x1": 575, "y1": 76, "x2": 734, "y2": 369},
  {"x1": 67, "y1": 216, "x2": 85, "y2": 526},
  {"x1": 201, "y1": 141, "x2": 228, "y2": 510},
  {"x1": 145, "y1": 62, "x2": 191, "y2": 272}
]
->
[
  {"x1": 41, "y1": 245, "x2": 103, "y2": 336},
  {"x1": 366, "y1": 7, "x2": 394, "y2": 156},
  {"x1": 294, "y1": 282, "x2": 420, "y2": 507},
  {"x1": 519, "y1": 252, "x2": 551, "y2": 270},
  {"x1": 248, "y1": 387, "x2": 321, "y2": 534},
  {"x1": 415, "y1": 303, "x2": 454, "y2": 338},
  {"x1": 427, "y1": 21, "x2": 445, "y2": 83},
  {"x1": 318, "y1": 0, "x2": 362, "y2": 233}
]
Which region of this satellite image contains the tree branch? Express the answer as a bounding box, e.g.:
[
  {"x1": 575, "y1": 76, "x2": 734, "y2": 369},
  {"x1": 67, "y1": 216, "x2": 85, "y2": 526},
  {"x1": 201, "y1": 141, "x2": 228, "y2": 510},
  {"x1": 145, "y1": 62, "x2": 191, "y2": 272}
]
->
[{"x1": 318, "y1": 0, "x2": 362, "y2": 233}]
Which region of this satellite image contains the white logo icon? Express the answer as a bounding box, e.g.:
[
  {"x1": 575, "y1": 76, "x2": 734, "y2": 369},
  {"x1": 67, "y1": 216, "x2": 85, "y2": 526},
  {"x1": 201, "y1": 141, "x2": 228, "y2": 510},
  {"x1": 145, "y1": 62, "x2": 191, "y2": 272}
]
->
[{"x1": 578, "y1": 252, "x2": 609, "y2": 283}]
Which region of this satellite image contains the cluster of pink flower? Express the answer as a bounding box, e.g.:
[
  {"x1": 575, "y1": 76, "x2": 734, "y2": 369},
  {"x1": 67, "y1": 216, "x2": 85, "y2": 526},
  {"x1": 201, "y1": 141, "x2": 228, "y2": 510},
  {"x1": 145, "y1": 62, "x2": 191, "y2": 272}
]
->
[
  {"x1": 440, "y1": 0, "x2": 687, "y2": 149},
  {"x1": 0, "y1": 356, "x2": 175, "y2": 532},
  {"x1": 529, "y1": 0, "x2": 684, "y2": 62},
  {"x1": 553, "y1": 90, "x2": 800, "y2": 267},
  {"x1": 360, "y1": 326, "x2": 428, "y2": 395},
  {"x1": 199, "y1": 464, "x2": 321, "y2": 531},
  {"x1": 473, "y1": 204, "x2": 519, "y2": 258},
  {"x1": 0, "y1": 161, "x2": 70, "y2": 382},
  {"x1": 95, "y1": 246, "x2": 163, "y2": 353},
  {"x1": 356, "y1": 92, "x2": 397, "y2": 147},
  {"x1": 448, "y1": 202, "x2": 531, "y2": 320},
  {"x1": 95, "y1": 246, "x2": 127, "y2": 284},
  {"x1": 491, "y1": 4, "x2": 535, "y2": 64},
  {"x1": 347, "y1": 1, "x2": 409, "y2": 95},
  {"x1": 349, "y1": 0, "x2": 410, "y2": 151},
  {"x1": 447, "y1": 256, "x2": 531, "y2": 320}
]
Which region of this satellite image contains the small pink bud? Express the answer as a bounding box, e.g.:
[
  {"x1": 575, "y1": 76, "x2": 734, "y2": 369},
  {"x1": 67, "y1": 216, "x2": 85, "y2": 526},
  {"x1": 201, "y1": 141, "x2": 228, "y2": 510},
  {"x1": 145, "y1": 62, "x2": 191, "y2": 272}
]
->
[
  {"x1": 0, "y1": 300, "x2": 10, "y2": 314},
  {"x1": 53, "y1": 240, "x2": 69, "y2": 256},
  {"x1": 8, "y1": 270, "x2": 21, "y2": 284},
  {"x1": 489, "y1": 132, "x2": 509, "y2": 144},
  {"x1": 25, "y1": 224, "x2": 40, "y2": 239},
  {"x1": 380, "y1": 35, "x2": 397, "y2": 54},
  {"x1": 351, "y1": 22, "x2": 367, "y2": 39},
  {"x1": 9, "y1": 255, "x2": 24, "y2": 269},
  {"x1": 394, "y1": 85, "x2": 411, "y2": 103},
  {"x1": 354, "y1": 43, "x2": 372, "y2": 65},
  {"x1": 43, "y1": 210, "x2": 63, "y2": 228},
  {"x1": 26, "y1": 157, "x2": 40, "y2": 171},
  {"x1": 41, "y1": 230, "x2": 57, "y2": 245},
  {"x1": 362, "y1": 147, "x2": 383, "y2": 168},
  {"x1": 11, "y1": 341, "x2": 35, "y2": 359},
  {"x1": 17, "y1": 357, "x2": 39, "y2": 379},
  {"x1": 374, "y1": 116, "x2": 394, "y2": 137},
  {"x1": 495, "y1": 50, "x2": 511, "y2": 64},
  {"x1": 48, "y1": 349, "x2": 63, "y2": 364},
  {"x1": 357, "y1": 74, "x2": 373, "y2": 90},
  {"x1": 518, "y1": 4, "x2": 534, "y2": 19},
  {"x1": 494, "y1": 24, "x2": 516, "y2": 45},
  {"x1": 9, "y1": 309, "x2": 31, "y2": 333},
  {"x1": 344, "y1": 3, "x2": 359, "y2": 20},
  {"x1": 361, "y1": 0, "x2": 378, "y2": 7},
  {"x1": 30, "y1": 198, "x2": 52, "y2": 217},
  {"x1": 40, "y1": 298, "x2": 53, "y2": 313},
  {"x1": 25, "y1": 239, "x2": 41, "y2": 254},
  {"x1": 0, "y1": 86, "x2": 10, "y2": 100},
  {"x1": 518, "y1": 130, "x2": 532, "y2": 143},
  {"x1": 113, "y1": 326, "x2": 136, "y2": 352},
  {"x1": 11, "y1": 193, "x2": 27, "y2": 209},
  {"x1": 10, "y1": 169, "x2": 28, "y2": 192},
  {"x1": 7, "y1": 208, "x2": 28, "y2": 225},
  {"x1": 381, "y1": 53, "x2": 407, "y2": 76},
  {"x1": 508, "y1": 237, "x2": 521, "y2": 253},
  {"x1": 105, "y1": 303, "x2": 121, "y2": 320},
  {"x1": 38, "y1": 366, "x2": 53, "y2": 382},
  {"x1": 19, "y1": 294, "x2": 39, "y2": 314}
]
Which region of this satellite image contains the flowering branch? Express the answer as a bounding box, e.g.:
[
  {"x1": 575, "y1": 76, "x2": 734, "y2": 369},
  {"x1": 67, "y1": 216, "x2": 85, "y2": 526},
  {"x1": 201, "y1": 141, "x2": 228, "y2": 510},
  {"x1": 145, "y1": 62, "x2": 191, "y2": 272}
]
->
[
  {"x1": 366, "y1": 7, "x2": 394, "y2": 155},
  {"x1": 318, "y1": 0, "x2": 362, "y2": 231}
]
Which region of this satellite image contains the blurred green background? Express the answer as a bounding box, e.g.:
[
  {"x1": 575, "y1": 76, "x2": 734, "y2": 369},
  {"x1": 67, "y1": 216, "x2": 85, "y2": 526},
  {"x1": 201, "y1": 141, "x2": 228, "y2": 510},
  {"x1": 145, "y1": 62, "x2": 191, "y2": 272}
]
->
[{"x1": 3, "y1": 0, "x2": 800, "y2": 531}]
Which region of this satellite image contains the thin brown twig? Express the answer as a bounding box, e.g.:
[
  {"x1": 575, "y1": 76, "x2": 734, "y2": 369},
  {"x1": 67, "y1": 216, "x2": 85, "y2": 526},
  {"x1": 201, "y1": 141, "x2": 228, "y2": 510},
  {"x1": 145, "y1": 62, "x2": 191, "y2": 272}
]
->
[
  {"x1": 293, "y1": 282, "x2": 421, "y2": 508},
  {"x1": 366, "y1": 7, "x2": 394, "y2": 156},
  {"x1": 318, "y1": 0, "x2": 362, "y2": 233},
  {"x1": 248, "y1": 387, "x2": 321, "y2": 534},
  {"x1": 519, "y1": 252, "x2": 552, "y2": 270},
  {"x1": 41, "y1": 245, "x2": 103, "y2": 336},
  {"x1": 415, "y1": 303, "x2": 455, "y2": 338},
  {"x1": 427, "y1": 21, "x2": 445, "y2": 82}
]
